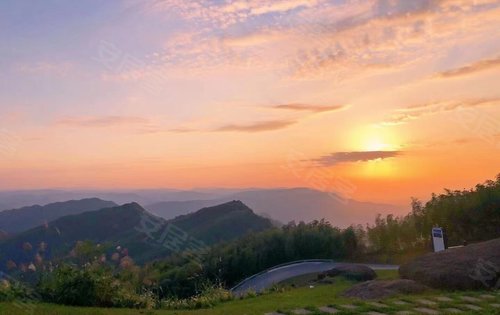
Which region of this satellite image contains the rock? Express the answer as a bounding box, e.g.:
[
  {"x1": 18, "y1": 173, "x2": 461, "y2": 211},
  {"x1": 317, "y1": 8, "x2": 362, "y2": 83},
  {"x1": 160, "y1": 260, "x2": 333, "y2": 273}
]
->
[
  {"x1": 316, "y1": 278, "x2": 335, "y2": 285},
  {"x1": 342, "y1": 279, "x2": 429, "y2": 299},
  {"x1": 318, "y1": 306, "x2": 338, "y2": 314},
  {"x1": 399, "y1": 238, "x2": 500, "y2": 290},
  {"x1": 326, "y1": 264, "x2": 377, "y2": 281},
  {"x1": 413, "y1": 307, "x2": 439, "y2": 315}
]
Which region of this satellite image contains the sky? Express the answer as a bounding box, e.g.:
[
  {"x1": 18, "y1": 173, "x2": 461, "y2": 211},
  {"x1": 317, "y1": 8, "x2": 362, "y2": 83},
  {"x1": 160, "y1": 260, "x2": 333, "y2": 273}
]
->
[{"x1": 0, "y1": 0, "x2": 499, "y2": 206}]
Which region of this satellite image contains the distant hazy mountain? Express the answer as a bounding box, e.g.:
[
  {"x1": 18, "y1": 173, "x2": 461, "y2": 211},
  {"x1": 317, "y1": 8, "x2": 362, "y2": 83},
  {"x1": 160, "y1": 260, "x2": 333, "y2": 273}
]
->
[
  {"x1": 1, "y1": 188, "x2": 404, "y2": 227},
  {"x1": 147, "y1": 200, "x2": 225, "y2": 220},
  {"x1": 230, "y1": 188, "x2": 402, "y2": 227},
  {"x1": 147, "y1": 188, "x2": 403, "y2": 227},
  {"x1": 0, "y1": 198, "x2": 117, "y2": 234},
  {"x1": 0, "y1": 201, "x2": 273, "y2": 270},
  {"x1": 0, "y1": 189, "x2": 232, "y2": 211}
]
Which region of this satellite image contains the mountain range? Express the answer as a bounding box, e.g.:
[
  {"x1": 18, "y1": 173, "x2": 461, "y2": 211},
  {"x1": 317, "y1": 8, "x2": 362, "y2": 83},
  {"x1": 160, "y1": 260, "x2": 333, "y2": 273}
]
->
[
  {"x1": 146, "y1": 188, "x2": 403, "y2": 227},
  {"x1": 0, "y1": 198, "x2": 117, "y2": 233},
  {"x1": 0, "y1": 201, "x2": 273, "y2": 271},
  {"x1": 0, "y1": 189, "x2": 235, "y2": 211},
  {"x1": 0, "y1": 188, "x2": 405, "y2": 227}
]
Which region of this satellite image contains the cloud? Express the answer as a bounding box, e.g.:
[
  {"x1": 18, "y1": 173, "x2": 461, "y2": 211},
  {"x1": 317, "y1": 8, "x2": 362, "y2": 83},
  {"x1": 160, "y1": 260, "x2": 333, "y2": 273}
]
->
[
  {"x1": 131, "y1": 118, "x2": 297, "y2": 134},
  {"x1": 250, "y1": 0, "x2": 318, "y2": 16},
  {"x1": 435, "y1": 56, "x2": 500, "y2": 78},
  {"x1": 284, "y1": 0, "x2": 500, "y2": 79},
  {"x1": 150, "y1": 0, "x2": 321, "y2": 27},
  {"x1": 16, "y1": 62, "x2": 73, "y2": 77},
  {"x1": 137, "y1": 102, "x2": 343, "y2": 134},
  {"x1": 407, "y1": 137, "x2": 478, "y2": 149},
  {"x1": 381, "y1": 98, "x2": 500, "y2": 126},
  {"x1": 223, "y1": 30, "x2": 284, "y2": 48},
  {"x1": 215, "y1": 120, "x2": 296, "y2": 132},
  {"x1": 136, "y1": 0, "x2": 500, "y2": 81},
  {"x1": 272, "y1": 104, "x2": 346, "y2": 113},
  {"x1": 311, "y1": 150, "x2": 403, "y2": 166},
  {"x1": 150, "y1": 103, "x2": 345, "y2": 134},
  {"x1": 56, "y1": 116, "x2": 150, "y2": 128}
]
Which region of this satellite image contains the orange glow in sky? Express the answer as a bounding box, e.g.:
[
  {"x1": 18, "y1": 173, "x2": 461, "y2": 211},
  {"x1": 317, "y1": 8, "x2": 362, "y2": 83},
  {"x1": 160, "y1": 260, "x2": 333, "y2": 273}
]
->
[{"x1": 0, "y1": 0, "x2": 499, "y2": 207}]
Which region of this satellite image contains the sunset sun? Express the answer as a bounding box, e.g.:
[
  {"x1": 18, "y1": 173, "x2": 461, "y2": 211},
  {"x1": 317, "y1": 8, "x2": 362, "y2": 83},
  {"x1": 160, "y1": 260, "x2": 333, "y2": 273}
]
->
[{"x1": 365, "y1": 138, "x2": 390, "y2": 152}]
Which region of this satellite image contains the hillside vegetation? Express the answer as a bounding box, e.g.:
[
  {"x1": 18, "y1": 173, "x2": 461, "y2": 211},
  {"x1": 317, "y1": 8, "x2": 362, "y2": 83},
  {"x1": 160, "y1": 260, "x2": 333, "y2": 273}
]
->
[
  {"x1": 366, "y1": 174, "x2": 500, "y2": 258},
  {"x1": 151, "y1": 174, "x2": 500, "y2": 298},
  {"x1": 0, "y1": 175, "x2": 499, "y2": 311},
  {"x1": 0, "y1": 201, "x2": 274, "y2": 273},
  {"x1": 170, "y1": 201, "x2": 273, "y2": 244},
  {"x1": 2, "y1": 270, "x2": 500, "y2": 315}
]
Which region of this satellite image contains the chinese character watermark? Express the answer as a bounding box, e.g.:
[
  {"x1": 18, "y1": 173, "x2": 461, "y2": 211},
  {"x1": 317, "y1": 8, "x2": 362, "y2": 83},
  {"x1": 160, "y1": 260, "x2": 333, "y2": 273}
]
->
[
  {"x1": 451, "y1": 107, "x2": 500, "y2": 149},
  {"x1": 135, "y1": 214, "x2": 208, "y2": 265},
  {"x1": 0, "y1": 129, "x2": 19, "y2": 156},
  {"x1": 282, "y1": 149, "x2": 357, "y2": 204},
  {"x1": 94, "y1": 40, "x2": 170, "y2": 93}
]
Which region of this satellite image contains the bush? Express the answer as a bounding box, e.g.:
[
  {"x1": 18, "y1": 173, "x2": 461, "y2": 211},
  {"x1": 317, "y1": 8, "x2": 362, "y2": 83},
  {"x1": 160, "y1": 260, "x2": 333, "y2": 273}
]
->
[
  {"x1": 38, "y1": 266, "x2": 97, "y2": 306},
  {"x1": 160, "y1": 283, "x2": 233, "y2": 310},
  {"x1": 38, "y1": 265, "x2": 157, "y2": 308},
  {"x1": 0, "y1": 279, "x2": 33, "y2": 302}
]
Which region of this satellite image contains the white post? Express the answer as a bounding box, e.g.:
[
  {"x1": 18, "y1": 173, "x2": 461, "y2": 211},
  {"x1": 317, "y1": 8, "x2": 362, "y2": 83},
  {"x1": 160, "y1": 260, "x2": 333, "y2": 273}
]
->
[{"x1": 432, "y1": 227, "x2": 446, "y2": 252}]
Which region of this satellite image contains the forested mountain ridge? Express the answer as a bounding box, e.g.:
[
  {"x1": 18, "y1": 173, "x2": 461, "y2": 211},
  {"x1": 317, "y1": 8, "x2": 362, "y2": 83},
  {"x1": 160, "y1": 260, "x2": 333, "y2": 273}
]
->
[
  {"x1": 151, "y1": 175, "x2": 500, "y2": 298},
  {"x1": 0, "y1": 200, "x2": 274, "y2": 272},
  {"x1": 0, "y1": 198, "x2": 118, "y2": 233},
  {"x1": 170, "y1": 200, "x2": 274, "y2": 244},
  {"x1": 147, "y1": 188, "x2": 401, "y2": 226}
]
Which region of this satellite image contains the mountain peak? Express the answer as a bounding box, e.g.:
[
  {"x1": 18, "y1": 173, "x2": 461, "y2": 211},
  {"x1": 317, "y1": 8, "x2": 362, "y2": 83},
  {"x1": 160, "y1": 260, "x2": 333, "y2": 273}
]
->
[
  {"x1": 190, "y1": 200, "x2": 254, "y2": 217},
  {"x1": 170, "y1": 200, "x2": 273, "y2": 244},
  {"x1": 0, "y1": 199, "x2": 274, "y2": 270},
  {"x1": 224, "y1": 200, "x2": 251, "y2": 210},
  {"x1": 121, "y1": 202, "x2": 146, "y2": 212}
]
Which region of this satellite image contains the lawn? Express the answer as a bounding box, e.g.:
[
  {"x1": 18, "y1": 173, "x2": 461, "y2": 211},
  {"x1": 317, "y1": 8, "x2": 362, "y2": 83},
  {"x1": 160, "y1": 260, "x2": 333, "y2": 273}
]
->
[
  {"x1": 1, "y1": 270, "x2": 499, "y2": 315},
  {"x1": 0, "y1": 281, "x2": 353, "y2": 315}
]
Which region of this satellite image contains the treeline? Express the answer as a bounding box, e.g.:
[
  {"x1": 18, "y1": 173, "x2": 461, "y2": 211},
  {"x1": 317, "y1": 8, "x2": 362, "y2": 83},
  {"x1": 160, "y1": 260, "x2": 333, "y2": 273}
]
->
[
  {"x1": 152, "y1": 220, "x2": 362, "y2": 297},
  {"x1": 154, "y1": 174, "x2": 500, "y2": 298},
  {"x1": 366, "y1": 174, "x2": 500, "y2": 257},
  {"x1": 2, "y1": 174, "x2": 499, "y2": 306}
]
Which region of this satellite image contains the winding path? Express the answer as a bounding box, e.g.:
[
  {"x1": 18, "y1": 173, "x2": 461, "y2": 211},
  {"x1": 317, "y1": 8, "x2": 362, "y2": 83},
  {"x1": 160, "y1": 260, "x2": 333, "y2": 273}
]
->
[{"x1": 231, "y1": 260, "x2": 399, "y2": 295}]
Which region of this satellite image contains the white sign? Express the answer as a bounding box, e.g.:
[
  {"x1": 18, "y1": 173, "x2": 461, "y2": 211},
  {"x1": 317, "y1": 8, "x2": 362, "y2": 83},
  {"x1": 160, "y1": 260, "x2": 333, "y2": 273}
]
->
[{"x1": 432, "y1": 227, "x2": 446, "y2": 252}]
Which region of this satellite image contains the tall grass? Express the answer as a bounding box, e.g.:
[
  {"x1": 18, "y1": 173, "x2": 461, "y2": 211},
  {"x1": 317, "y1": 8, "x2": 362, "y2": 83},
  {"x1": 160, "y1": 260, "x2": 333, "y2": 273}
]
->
[{"x1": 160, "y1": 283, "x2": 233, "y2": 310}]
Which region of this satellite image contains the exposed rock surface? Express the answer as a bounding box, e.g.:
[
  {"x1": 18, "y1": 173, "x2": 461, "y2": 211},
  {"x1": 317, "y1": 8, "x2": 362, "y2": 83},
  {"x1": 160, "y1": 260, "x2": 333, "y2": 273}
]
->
[
  {"x1": 326, "y1": 264, "x2": 377, "y2": 281},
  {"x1": 399, "y1": 238, "x2": 500, "y2": 290},
  {"x1": 343, "y1": 279, "x2": 429, "y2": 299}
]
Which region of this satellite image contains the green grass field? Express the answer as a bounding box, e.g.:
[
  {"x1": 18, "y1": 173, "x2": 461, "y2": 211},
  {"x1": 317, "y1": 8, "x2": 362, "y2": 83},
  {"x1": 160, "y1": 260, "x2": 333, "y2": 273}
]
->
[
  {"x1": 1, "y1": 281, "x2": 351, "y2": 315},
  {"x1": 1, "y1": 270, "x2": 499, "y2": 315}
]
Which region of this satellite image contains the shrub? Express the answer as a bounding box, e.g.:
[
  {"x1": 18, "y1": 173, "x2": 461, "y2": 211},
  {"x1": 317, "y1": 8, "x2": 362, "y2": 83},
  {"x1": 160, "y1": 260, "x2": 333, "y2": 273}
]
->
[
  {"x1": 0, "y1": 279, "x2": 33, "y2": 302},
  {"x1": 160, "y1": 283, "x2": 233, "y2": 310},
  {"x1": 38, "y1": 266, "x2": 97, "y2": 306},
  {"x1": 38, "y1": 265, "x2": 157, "y2": 308}
]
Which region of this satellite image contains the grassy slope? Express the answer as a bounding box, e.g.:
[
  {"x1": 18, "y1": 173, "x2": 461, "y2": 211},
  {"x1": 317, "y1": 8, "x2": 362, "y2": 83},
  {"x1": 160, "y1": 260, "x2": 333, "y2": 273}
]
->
[
  {"x1": 1, "y1": 271, "x2": 499, "y2": 315},
  {"x1": 0, "y1": 281, "x2": 352, "y2": 315}
]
